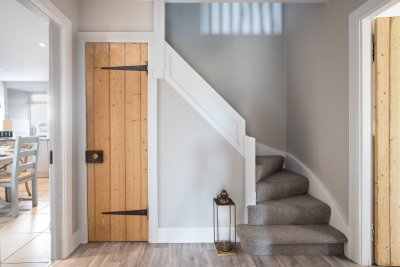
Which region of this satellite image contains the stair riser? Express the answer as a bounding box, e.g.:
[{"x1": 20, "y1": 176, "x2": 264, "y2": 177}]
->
[
  {"x1": 248, "y1": 206, "x2": 330, "y2": 225},
  {"x1": 256, "y1": 180, "x2": 309, "y2": 202},
  {"x1": 240, "y1": 241, "x2": 344, "y2": 256}
]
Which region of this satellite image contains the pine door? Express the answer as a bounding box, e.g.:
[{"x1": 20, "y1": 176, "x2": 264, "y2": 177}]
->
[
  {"x1": 86, "y1": 42, "x2": 148, "y2": 241},
  {"x1": 374, "y1": 17, "x2": 400, "y2": 266}
]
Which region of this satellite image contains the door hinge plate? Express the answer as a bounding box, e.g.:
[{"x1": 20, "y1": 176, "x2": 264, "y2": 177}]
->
[
  {"x1": 102, "y1": 209, "x2": 148, "y2": 216},
  {"x1": 101, "y1": 65, "x2": 148, "y2": 72}
]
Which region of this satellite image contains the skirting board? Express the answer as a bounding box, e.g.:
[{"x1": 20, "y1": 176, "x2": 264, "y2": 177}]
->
[
  {"x1": 285, "y1": 153, "x2": 349, "y2": 238},
  {"x1": 156, "y1": 228, "x2": 239, "y2": 243},
  {"x1": 255, "y1": 142, "x2": 349, "y2": 239}
]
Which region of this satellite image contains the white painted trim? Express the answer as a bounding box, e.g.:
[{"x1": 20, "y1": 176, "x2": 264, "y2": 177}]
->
[
  {"x1": 77, "y1": 32, "x2": 158, "y2": 243},
  {"x1": 154, "y1": 0, "x2": 165, "y2": 79},
  {"x1": 157, "y1": 228, "x2": 214, "y2": 243},
  {"x1": 164, "y1": 42, "x2": 246, "y2": 155},
  {"x1": 285, "y1": 153, "x2": 349, "y2": 238},
  {"x1": 157, "y1": 227, "x2": 239, "y2": 243},
  {"x1": 19, "y1": 0, "x2": 74, "y2": 259},
  {"x1": 244, "y1": 136, "x2": 256, "y2": 223},
  {"x1": 256, "y1": 142, "x2": 286, "y2": 157},
  {"x1": 348, "y1": 0, "x2": 399, "y2": 264},
  {"x1": 253, "y1": 142, "x2": 349, "y2": 248}
]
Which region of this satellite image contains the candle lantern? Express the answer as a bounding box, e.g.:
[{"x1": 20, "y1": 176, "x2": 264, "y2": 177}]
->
[{"x1": 213, "y1": 190, "x2": 236, "y2": 255}]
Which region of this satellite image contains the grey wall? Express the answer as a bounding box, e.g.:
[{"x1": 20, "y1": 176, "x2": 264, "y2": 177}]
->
[
  {"x1": 158, "y1": 80, "x2": 245, "y2": 227},
  {"x1": 7, "y1": 89, "x2": 29, "y2": 120},
  {"x1": 0, "y1": 82, "x2": 5, "y2": 128},
  {"x1": 50, "y1": 0, "x2": 80, "y2": 234},
  {"x1": 79, "y1": 0, "x2": 153, "y2": 32},
  {"x1": 166, "y1": 3, "x2": 287, "y2": 150},
  {"x1": 284, "y1": 0, "x2": 366, "y2": 222}
]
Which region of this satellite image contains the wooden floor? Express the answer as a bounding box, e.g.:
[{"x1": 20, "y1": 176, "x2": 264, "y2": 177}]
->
[{"x1": 53, "y1": 243, "x2": 361, "y2": 267}]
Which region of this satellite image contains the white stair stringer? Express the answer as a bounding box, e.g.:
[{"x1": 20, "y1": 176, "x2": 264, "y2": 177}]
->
[
  {"x1": 164, "y1": 42, "x2": 246, "y2": 155},
  {"x1": 164, "y1": 42, "x2": 257, "y2": 212}
]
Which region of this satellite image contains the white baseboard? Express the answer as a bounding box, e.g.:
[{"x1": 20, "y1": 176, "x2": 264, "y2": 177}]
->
[
  {"x1": 254, "y1": 142, "x2": 349, "y2": 238},
  {"x1": 157, "y1": 228, "x2": 214, "y2": 243},
  {"x1": 65, "y1": 230, "x2": 81, "y2": 258},
  {"x1": 285, "y1": 153, "x2": 349, "y2": 238},
  {"x1": 156, "y1": 227, "x2": 240, "y2": 243}
]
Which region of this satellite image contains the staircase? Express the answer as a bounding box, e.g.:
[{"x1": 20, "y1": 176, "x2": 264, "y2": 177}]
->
[{"x1": 238, "y1": 156, "x2": 347, "y2": 255}]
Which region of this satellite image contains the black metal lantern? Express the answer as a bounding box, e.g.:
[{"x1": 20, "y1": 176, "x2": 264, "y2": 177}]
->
[{"x1": 213, "y1": 190, "x2": 236, "y2": 255}]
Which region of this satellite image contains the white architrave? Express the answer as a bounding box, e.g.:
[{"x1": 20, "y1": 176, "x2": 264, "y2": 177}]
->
[
  {"x1": 17, "y1": 0, "x2": 74, "y2": 259},
  {"x1": 77, "y1": 32, "x2": 158, "y2": 244},
  {"x1": 349, "y1": 0, "x2": 400, "y2": 265}
]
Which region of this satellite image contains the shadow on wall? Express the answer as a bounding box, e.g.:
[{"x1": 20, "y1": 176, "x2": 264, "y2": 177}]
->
[{"x1": 165, "y1": 3, "x2": 287, "y2": 151}]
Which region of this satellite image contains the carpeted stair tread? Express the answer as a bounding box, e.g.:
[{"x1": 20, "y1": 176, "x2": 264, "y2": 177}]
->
[
  {"x1": 256, "y1": 169, "x2": 309, "y2": 202},
  {"x1": 237, "y1": 224, "x2": 347, "y2": 245},
  {"x1": 256, "y1": 156, "x2": 285, "y2": 182},
  {"x1": 248, "y1": 194, "x2": 331, "y2": 225}
]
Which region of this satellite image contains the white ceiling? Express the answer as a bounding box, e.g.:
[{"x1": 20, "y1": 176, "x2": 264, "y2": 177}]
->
[{"x1": 0, "y1": 0, "x2": 49, "y2": 82}]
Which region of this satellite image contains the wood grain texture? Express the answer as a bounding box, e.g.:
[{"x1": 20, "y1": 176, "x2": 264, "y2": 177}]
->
[
  {"x1": 110, "y1": 43, "x2": 127, "y2": 241},
  {"x1": 375, "y1": 17, "x2": 391, "y2": 266},
  {"x1": 85, "y1": 42, "x2": 148, "y2": 242},
  {"x1": 86, "y1": 43, "x2": 96, "y2": 241},
  {"x1": 125, "y1": 43, "x2": 143, "y2": 241},
  {"x1": 93, "y1": 43, "x2": 111, "y2": 241},
  {"x1": 390, "y1": 16, "x2": 400, "y2": 266},
  {"x1": 53, "y1": 243, "x2": 360, "y2": 267},
  {"x1": 140, "y1": 43, "x2": 149, "y2": 241}
]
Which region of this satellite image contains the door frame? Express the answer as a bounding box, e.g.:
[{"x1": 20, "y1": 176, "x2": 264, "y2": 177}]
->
[
  {"x1": 77, "y1": 32, "x2": 158, "y2": 243},
  {"x1": 16, "y1": 0, "x2": 74, "y2": 259},
  {"x1": 349, "y1": 0, "x2": 400, "y2": 265}
]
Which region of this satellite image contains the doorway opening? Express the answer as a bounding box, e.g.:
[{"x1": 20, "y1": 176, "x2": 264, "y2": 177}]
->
[{"x1": 0, "y1": 0, "x2": 51, "y2": 264}]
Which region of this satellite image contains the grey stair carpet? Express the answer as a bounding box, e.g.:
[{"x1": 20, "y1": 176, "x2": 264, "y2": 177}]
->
[
  {"x1": 256, "y1": 169, "x2": 309, "y2": 202},
  {"x1": 248, "y1": 194, "x2": 331, "y2": 225},
  {"x1": 256, "y1": 156, "x2": 284, "y2": 182},
  {"x1": 238, "y1": 155, "x2": 347, "y2": 256},
  {"x1": 237, "y1": 224, "x2": 347, "y2": 256}
]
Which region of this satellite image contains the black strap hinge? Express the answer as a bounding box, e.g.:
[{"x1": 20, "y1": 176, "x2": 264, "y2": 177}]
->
[
  {"x1": 102, "y1": 209, "x2": 148, "y2": 216},
  {"x1": 101, "y1": 65, "x2": 148, "y2": 72}
]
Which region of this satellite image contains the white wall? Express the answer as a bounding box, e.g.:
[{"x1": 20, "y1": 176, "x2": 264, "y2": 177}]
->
[
  {"x1": 0, "y1": 82, "x2": 5, "y2": 129},
  {"x1": 284, "y1": 0, "x2": 366, "y2": 222},
  {"x1": 79, "y1": 0, "x2": 154, "y2": 32},
  {"x1": 7, "y1": 89, "x2": 29, "y2": 120},
  {"x1": 50, "y1": 0, "x2": 80, "y2": 234},
  {"x1": 5, "y1": 81, "x2": 48, "y2": 92},
  {"x1": 378, "y1": 2, "x2": 400, "y2": 17},
  {"x1": 158, "y1": 80, "x2": 245, "y2": 228},
  {"x1": 165, "y1": 3, "x2": 287, "y2": 150}
]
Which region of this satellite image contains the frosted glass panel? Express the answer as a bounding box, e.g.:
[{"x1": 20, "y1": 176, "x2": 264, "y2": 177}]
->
[{"x1": 200, "y1": 3, "x2": 282, "y2": 36}]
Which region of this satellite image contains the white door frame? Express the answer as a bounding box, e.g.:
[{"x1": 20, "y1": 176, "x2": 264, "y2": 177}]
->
[
  {"x1": 349, "y1": 0, "x2": 400, "y2": 265},
  {"x1": 77, "y1": 32, "x2": 158, "y2": 243},
  {"x1": 16, "y1": 0, "x2": 74, "y2": 260}
]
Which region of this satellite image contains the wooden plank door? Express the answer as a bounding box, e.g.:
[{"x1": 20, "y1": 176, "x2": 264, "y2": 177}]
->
[
  {"x1": 374, "y1": 17, "x2": 400, "y2": 266},
  {"x1": 86, "y1": 42, "x2": 148, "y2": 242}
]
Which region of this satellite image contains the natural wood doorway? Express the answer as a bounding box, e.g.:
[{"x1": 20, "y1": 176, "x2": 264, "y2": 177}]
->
[
  {"x1": 85, "y1": 42, "x2": 148, "y2": 242},
  {"x1": 374, "y1": 17, "x2": 400, "y2": 266}
]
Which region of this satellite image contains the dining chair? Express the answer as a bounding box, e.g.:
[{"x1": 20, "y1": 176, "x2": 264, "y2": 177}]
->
[
  {"x1": 0, "y1": 143, "x2": 34, "y2": 197},
  {"x1": 0, "y1": 136, "x2": 40, "y2": 217}
]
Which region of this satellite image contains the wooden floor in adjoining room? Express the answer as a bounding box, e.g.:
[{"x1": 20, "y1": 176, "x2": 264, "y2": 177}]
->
[{"x1": 53, "y1": 243, "x2": 361, "y2": 267}]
